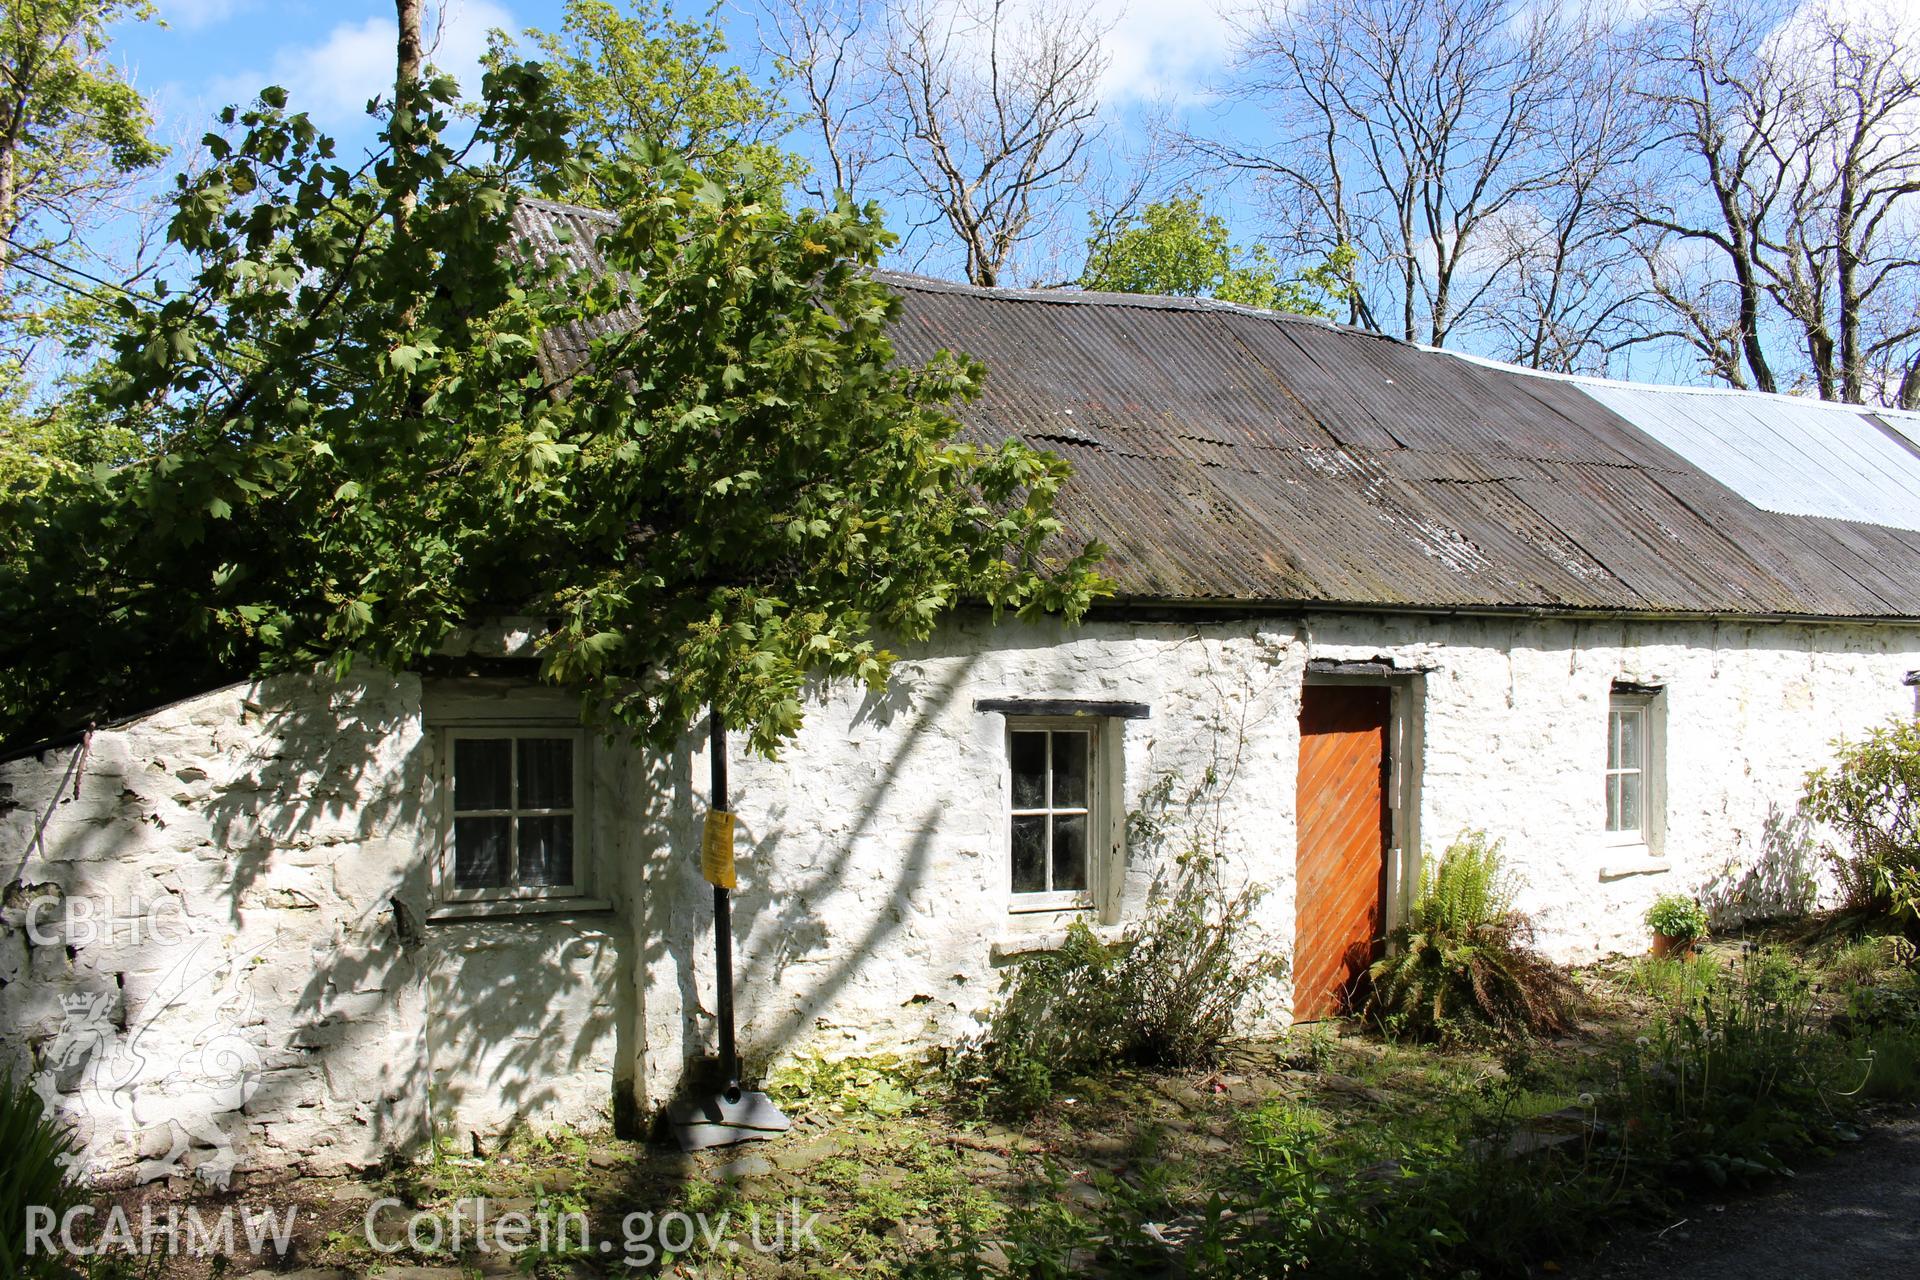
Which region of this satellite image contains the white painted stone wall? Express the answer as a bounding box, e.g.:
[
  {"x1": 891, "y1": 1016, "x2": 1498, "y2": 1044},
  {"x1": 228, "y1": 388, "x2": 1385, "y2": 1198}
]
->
[
  {"x1": 0, "y1": 673, "x2": 626, "y2": 1183},
  {"x1": 3, "y1": 611, "x2": 1916, "y2": 1182}
]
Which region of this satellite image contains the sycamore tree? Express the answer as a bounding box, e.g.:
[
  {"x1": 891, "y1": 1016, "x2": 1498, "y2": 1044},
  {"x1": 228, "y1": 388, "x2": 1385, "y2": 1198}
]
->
[
  {"x1": 490, "y1": 0, "x2": 799, "y2": 207},
  {"x1": 0, "y1": 0, "x2": 167, "y2": 487},
  {"x1": 0, "y1": 63, "x2": 1107, "y2": 752},
  {"x1": 1080, "y1": 195, "x2": 1353, "y2": 318}
]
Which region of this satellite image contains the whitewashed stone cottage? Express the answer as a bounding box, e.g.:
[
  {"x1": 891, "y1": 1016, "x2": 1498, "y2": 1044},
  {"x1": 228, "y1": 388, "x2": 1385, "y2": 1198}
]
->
[{"x1": 4, "y1": 199, "x2": 1919, "y2": 1182}]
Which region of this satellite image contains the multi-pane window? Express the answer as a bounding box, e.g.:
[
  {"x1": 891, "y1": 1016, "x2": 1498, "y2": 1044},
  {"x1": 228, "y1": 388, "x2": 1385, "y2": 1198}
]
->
[
  {"x1": 446, "y1": 734, "x2": 580, "y2": 895},
  {"x1": 1605, "y1": 696, "x2": 1650, "y2": 843},
  {"x1": 1009, "y1": 727, "x2": 1093, "y2": 905}
]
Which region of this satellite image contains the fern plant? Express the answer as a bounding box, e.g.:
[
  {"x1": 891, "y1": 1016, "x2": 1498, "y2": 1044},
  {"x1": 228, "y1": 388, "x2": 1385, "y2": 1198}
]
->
[
  {"x1": 1365, "y1": 832, "x2": 1577, "y2": 1043},
  {"x1": 0, "y1": 1069, "x2": 81, "y2": 1279}
]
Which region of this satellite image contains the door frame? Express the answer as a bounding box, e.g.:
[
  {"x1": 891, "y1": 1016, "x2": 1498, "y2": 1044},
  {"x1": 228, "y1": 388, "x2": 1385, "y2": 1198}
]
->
[{"x1": 1300, "y1": 669, "x2": 1424, "y2": 936}]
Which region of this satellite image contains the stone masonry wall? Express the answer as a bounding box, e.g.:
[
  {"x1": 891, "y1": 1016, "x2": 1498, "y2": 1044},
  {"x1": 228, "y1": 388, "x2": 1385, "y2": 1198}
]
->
[{"x1": 2, "y1": 611, "x2": 1916, "y2": 1183}]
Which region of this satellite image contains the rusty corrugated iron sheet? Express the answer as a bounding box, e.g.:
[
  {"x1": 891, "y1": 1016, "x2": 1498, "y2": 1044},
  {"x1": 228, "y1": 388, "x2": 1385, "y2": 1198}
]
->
[
  {"x1": 510, "y1": 200, "x2": 1920, "y2": 620},
  {"x1": 881, "y1": 273, "x2": 1920, "y2": 617}
]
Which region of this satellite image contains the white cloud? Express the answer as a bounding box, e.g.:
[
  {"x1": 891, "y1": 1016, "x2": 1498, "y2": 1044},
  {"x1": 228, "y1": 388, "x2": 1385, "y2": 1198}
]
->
[
  {"x1": 213, "y1": 0, "x2": 515, "y2": 129},
  {"x1": 895, "y1": 0, "x2": 1237, "y2": 108},
  {"x1": 1089, "y1": 0, "x2": 1238, "y2": 103}
]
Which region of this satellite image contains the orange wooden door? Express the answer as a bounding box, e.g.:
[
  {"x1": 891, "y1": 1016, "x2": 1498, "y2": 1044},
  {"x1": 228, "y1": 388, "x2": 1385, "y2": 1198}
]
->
[{"x1": 1294, "y1": 684, "x2": 1391, "y2": 1020}]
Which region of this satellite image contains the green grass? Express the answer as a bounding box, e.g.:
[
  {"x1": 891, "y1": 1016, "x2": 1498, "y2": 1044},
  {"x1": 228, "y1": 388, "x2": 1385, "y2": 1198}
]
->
[{"x1": 1623, "y1": 951, "x2": 1723, "y2": 1006}]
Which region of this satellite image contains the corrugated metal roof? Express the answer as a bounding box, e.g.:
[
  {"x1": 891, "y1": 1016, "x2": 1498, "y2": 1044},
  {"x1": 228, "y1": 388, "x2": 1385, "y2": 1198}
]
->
[
  {"x1": 510, "y1": 200, "x2": 1920, "y2": 621},
  {"x1": 1564, "y1": 381, "x2": 1920, "y2": 533}
]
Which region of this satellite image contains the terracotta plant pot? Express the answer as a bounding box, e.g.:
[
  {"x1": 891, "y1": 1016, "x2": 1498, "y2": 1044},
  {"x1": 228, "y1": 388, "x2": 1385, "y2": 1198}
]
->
[{"x1": 1650, "y1": 932, "x2": 1697, "y2": 959}]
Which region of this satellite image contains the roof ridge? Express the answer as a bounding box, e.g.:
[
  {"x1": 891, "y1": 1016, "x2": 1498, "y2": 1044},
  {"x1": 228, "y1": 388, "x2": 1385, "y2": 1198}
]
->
[
  {"x1": 871, "y1": 268, "x2": 1391, "y2": 338},
  {"x1": 507, "y1": 197, "x2": 1920, "y2": 422},
  {"x1": 514, "y1": 195, "x2": 620, "y2": 224},
  {"x1": 1427, "y1": 341, "x2": 1920, "y2": 421}
]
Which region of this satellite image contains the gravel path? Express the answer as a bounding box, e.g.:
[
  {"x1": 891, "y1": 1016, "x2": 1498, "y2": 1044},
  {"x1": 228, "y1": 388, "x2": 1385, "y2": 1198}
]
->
[{"x1": 1571, "y1": 1118, "x2": 1920, "y2": 1279}]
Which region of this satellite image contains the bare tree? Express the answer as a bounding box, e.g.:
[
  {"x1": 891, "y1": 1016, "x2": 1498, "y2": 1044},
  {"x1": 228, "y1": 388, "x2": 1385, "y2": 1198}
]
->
[
  {"x1": 764, "y1": 0, "x2": 1111, "y2": 286},
  {"x1": 761, "y1": 0, "x2": 888, "y2": 207},
  {"x1": 1626, "y1": 0, "x2": 1799, "y2": 393},
  {"x1": 1473, "y1": 30, "x2": 1651, "y2": 372},
  {"x1": 1762, "y1": 3, "x2": 1920, "y2": 404},
  {"x1": 1624, "y1": 0, "x2": 1920, "y2": 403},
  {"x1": 1205, "y1": 0, "x2": 1614, "y2": 350}
]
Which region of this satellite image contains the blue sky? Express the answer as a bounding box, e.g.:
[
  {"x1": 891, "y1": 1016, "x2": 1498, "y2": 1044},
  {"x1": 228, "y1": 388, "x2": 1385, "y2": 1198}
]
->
[
  {"x1": 101, "y1": 0, "x2": 1885, "y2": 391},
  {"x1": 111, "y1": 0, "x2": 1241, "y2": 166},
  {"x1": 118, "y1": 0, "x2": 558, "y2": 156},
  {"x1": 106, "y1": 0, "x2": 1247, "y2": 284}
]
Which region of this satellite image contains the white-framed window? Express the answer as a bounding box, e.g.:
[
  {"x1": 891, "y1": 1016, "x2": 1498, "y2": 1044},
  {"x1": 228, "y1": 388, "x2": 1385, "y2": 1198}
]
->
[
  {"x1": 1007, "y1": 719, "x2": 1099, "y2": 912},
  {"x1": 437, "y1": 728, "x2": 588, "y2": 901},
  {"x1": 1605, "y1": 691, "x2": 1659, "y2": 847}
]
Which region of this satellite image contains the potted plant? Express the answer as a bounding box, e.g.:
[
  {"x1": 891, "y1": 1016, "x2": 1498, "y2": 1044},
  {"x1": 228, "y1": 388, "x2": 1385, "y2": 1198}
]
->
[{"x1": 1644, "y1": 893, "x2": 1709, "y2": 957}]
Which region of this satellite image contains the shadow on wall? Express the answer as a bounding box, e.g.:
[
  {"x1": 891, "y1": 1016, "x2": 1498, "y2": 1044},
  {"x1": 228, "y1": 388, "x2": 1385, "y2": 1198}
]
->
[
  {"x1": 0, "y1": 671, "x2": 649, "y2": 1191},
  {"x1": 1699, "y1": 800, "x2": 1824, "y2": 928},
  {"x1": 1, "y1": 638, "x2": 1006, "y2": 1187},
  {"x1": 666, "y1": 649, "x2": 983, "y2": 1105}
]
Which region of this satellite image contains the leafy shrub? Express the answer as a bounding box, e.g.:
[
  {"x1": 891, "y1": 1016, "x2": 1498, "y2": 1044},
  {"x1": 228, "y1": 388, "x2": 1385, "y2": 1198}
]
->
[
  {"x1": 1803, "y1": 716, "x2": 1920, "y2": 923},
  {"x1": 1645, "y1": 893, "x2": 1709, "y2": 941},
  {"x1": 0, "y1": 1070, "x2": 80, "y2": 1280},
  {"x1": 1366, "y1": 832, "x2": 1578, "y2": 1043},
  {"x1": 1117, "y1": 854, "x2": 1291, "y2": 1068},
  {"x1": 948, "y1": 853, "x2": 1288, "y2": 1118}
]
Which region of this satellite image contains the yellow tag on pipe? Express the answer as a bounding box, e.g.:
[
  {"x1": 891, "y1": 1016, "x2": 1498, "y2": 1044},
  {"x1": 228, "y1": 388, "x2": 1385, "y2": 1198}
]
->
[{"x1": 701, "y1": 810, "x2": 737, "y2": 889}]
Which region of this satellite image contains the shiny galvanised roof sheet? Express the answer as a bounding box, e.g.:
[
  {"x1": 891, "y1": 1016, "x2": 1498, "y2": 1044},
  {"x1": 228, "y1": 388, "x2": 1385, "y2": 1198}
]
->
[
  {"x1": 510, "y1": 200, "x2": 1920, "y2": 620},
  {"x1": 1565, "y1": 380, "x2": 1920, "y2": 533}
]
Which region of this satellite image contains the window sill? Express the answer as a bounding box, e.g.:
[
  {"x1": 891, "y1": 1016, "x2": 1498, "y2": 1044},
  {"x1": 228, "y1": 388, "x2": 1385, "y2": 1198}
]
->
[
  {"x1": 1008, "y1": 895, "x2": 1096, "y2": 915},
  {"x1": 1599, "y1": 855, "x2": 1670, "y2": 881},
  {"x1": 991, "y1": 920, "x2": 1126, "y2": 960},
  {"x1": 427, "y1": 897, "x2": 614, "y2": 923}
]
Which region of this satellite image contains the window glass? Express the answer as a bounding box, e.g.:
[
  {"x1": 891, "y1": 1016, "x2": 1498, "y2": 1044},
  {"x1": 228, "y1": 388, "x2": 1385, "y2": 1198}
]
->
[
  {"x1": 1053, "y1": 814, "x2": 1088, "y2": 890},
  {"x1": 518, "y1": 738, "x2": 574, "y2": 809},
  {"x1": 1052, "y1": 732, "x2": 1089, "y2": 807},
  {"x1": 454, "y1": 738, "x2": 511, "y2": 811},
  {"x1": 448, "y1": 734, "x2": 579, "y2": 894},
  {"x1": 1605, "y1": 698, "x2": 1652, "y2": 840},
  {"x1": 519, "y1": 815, "x2": 575, "y2": 887},
  {"x1": 1009, "y1": 725, "x2": 1096, "y2": 901},
  {"x1": 1011, "y1": 815, "x2": 1047, "y2": 893},
  {"x1": 454, "y1": 815, "x2": 511, "y2": 888},
  {"x1": 1616, "y1": 710, "x2": 1641, "y2": 771},
  {"x1": 1010, "y1": 732, "x2": 1047, "y2": 809}
]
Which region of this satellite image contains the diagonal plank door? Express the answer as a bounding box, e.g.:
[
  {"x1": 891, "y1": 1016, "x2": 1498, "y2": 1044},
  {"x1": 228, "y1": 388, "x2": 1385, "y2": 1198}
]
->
[{"x1": 1294, "y1": 684, "x2": 1391, "y2": 1020}]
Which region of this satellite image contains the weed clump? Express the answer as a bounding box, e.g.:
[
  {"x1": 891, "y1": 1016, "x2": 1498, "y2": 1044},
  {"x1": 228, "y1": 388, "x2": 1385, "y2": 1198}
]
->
[{"x1": 947, "y1": 851, "x2": 1288, "y2": 1118}]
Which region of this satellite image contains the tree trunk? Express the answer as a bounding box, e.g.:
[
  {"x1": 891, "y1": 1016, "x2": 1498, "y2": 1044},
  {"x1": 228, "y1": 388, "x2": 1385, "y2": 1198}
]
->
[
  {"x1": 1898, "y1": 354, "x2": 1920, "y2": 411},
  {"x1": 396, "y1": 0, "x2": 423, "y2": 96},
  {"x1": 393, "y1": 0, "x2": 424, "y2": 238},
  {"x1": 0, "y1": 142, "x2": 16, "y2": 277}
]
